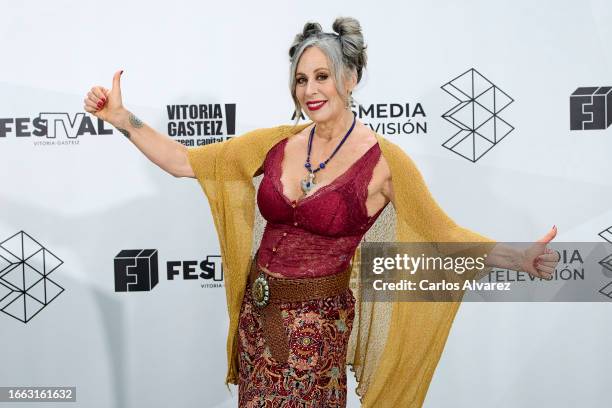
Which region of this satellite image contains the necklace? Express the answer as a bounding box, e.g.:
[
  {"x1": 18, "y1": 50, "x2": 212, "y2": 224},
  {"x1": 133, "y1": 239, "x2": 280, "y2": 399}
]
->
[{"x1": 300, "y1": 112, "x2": 357, "y2": 195}]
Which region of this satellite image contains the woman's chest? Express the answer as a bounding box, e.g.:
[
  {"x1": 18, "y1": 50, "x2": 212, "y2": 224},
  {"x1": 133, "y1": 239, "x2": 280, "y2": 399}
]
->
[{"x1": 256, "y1": 138, "x2": 382, "y2": 237}]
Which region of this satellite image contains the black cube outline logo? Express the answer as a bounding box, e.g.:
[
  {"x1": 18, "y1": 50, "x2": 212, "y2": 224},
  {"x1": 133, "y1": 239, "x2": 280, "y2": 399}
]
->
[
  {"x1": 570, "y1": 87, "x2": 612, "y2": 130},
  {"x1": 0, "y1": 231, "x2": 64, "y2": 323},
  {"x1": 114, "y1": 249, "x2": 159, "y2": 292}
]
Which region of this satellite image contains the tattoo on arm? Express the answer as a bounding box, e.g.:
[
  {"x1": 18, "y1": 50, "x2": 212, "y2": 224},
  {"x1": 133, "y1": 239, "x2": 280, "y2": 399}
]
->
[
  {"x1": 129, "y1": 112, "x2": 144, "y2": 128},
  {"x1": 116, "y1": 113, "x2": 144, "y2": 138},
  {"x1": 117, "y1": 127, "x2": 130, "y2": 138}
]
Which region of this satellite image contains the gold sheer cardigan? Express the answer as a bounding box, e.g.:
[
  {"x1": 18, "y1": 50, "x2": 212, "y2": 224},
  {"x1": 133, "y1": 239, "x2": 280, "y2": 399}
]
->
[{"x1": 187, "y1": 122, "x2": 496, "y2": 407}]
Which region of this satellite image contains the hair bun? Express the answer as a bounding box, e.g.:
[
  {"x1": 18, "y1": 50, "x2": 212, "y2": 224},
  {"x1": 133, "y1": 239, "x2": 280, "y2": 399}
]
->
[
  {"x1": 303, "y1": 22, "x2": 323, "y2": 38},
  {"x1": 332, "y1": 16, "x2": 361, "y2": 37},
  {"x1": 289, "y1": 21, "x2": 323, "y2": 58},
  {"x1": 332, "y1": 17, "x2": 367, "y2": 82}
]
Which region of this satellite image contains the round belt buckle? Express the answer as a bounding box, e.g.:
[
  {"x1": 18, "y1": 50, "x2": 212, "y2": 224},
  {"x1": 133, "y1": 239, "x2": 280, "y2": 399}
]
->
[{"x1": 251, "y1": 272, "x2": 270, "y2": 308}]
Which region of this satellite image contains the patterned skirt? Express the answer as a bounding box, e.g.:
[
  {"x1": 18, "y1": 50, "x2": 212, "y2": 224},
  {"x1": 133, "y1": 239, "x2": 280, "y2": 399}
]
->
[{"x1": 238, "y1": 276, "x2": 356, "y2": 408}]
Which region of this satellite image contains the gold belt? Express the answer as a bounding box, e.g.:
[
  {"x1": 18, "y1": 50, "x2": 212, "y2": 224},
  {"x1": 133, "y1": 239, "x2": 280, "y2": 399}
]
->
[{"x1": 247, "y1": 256, "x2": 352, "y2": 363}]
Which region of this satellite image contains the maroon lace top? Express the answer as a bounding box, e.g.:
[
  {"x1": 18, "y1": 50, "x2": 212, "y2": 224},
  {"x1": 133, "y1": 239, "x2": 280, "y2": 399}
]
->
[{"x1": 256, "y1": 137, "x2": 388, "y2": 278}]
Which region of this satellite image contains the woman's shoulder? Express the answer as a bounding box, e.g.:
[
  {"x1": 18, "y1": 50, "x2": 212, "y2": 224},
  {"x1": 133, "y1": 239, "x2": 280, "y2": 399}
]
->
[
  {"x1": 236, "y1": 124, "x2": 289, "y2": 139},
  {"x1": 234, "y1": 122, "x2": 311, "y2": 144}
]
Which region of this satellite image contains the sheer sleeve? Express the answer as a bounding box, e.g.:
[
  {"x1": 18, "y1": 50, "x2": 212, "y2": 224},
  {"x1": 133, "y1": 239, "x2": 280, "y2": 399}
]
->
[
  {"x1": 381, "y1": 137, "x2": 497, "y2": 282},
  {"x1": 187, "y1": 139, "x2": 231, "y2": 184}
]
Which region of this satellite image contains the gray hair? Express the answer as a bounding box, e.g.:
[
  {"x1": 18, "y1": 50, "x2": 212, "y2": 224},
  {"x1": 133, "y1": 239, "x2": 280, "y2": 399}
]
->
[{"x1": 288, "y1": 17, "x2": 368, "y2": 125}]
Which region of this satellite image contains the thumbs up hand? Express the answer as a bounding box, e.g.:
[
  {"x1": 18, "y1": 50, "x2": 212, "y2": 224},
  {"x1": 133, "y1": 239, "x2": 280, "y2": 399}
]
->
[
  {"x1": 83, "y1": 70, "x2": 126, "y2": 126},
  {"x1": 521, "y1": 226, "x2": 560, "y2": 280}
]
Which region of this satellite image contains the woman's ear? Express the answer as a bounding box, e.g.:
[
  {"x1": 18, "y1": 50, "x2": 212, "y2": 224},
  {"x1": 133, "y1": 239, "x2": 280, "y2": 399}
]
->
[{"x1": 347, "y1": 70, "x2": 357, "y2": 91}]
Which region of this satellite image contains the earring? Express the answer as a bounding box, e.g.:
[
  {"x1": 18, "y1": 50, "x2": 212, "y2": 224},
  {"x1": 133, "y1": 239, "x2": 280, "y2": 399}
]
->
[
  {"x1": 346, "y1": 91, "x2": 353, "y2": 109},
  {"x1": 292, "y1": 108, "x2": 304, "y2": 120}
]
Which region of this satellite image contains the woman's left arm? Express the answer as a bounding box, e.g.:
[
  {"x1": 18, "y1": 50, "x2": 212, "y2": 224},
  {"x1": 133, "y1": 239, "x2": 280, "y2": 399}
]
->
[{"x1": 381, "y1": 163, "x2": 560, "y2": 280}]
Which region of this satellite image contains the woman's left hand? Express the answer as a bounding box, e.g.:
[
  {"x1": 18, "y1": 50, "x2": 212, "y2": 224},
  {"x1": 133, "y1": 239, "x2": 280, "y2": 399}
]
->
[{"x1": 520, "y1": 226, "x2": 561, "y2": 280}]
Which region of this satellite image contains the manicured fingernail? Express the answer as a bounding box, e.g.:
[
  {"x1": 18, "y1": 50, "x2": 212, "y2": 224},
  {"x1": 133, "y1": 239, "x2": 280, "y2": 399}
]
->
[{"x1": 120, "y1": 70, "x2": 124, "y2": 75}]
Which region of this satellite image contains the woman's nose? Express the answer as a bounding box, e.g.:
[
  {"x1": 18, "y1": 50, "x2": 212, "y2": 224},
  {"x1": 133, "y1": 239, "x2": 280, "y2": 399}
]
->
[{"x1": 305, "y1": 80, "x2": 318, "y2": 97}]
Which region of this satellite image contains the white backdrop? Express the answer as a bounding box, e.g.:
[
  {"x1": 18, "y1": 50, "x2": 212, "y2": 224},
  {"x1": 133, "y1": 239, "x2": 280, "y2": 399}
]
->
[{"x1": 1, "y1": 0, "x2": 612, "y2": 407}]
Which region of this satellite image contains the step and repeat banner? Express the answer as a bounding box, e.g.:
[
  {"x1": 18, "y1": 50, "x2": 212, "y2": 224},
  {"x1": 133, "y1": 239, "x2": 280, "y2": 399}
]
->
[{"x1": 1, "y1": 0, "x2": 611, "y2": 407}]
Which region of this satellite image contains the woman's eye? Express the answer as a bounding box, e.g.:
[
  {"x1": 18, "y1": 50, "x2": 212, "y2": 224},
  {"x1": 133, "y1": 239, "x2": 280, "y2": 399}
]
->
[{"x1": 296, "y1": 75, "x2": 327, "y2": 84}]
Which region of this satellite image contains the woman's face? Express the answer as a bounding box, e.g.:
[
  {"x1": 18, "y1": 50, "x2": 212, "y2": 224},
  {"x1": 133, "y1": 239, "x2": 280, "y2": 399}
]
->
[{"x1": 295, "y1": 46, "x2": 350, "y2": 123}]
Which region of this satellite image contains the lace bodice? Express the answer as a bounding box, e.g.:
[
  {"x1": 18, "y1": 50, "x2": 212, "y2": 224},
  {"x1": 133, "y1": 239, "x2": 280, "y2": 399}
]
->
[{"x1": 256, "y1": 137, "x2": 388, "y2": 278}]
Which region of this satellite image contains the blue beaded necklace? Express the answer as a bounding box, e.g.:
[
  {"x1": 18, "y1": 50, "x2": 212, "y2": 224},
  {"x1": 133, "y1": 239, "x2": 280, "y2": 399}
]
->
[{"x1": 301, "y1": 111, "x2": 357, "y2": 194}]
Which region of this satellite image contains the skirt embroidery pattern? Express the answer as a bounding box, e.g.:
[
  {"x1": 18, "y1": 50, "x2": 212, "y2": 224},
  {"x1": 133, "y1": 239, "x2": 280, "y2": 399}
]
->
[{"x1": 238, "y1": 280, "x2": 356, "y2": 408}]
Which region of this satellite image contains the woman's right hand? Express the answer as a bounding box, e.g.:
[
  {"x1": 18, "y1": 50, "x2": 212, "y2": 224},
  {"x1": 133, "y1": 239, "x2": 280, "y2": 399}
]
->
[{"x1": 83, "y1": 70, "x2": 126, "y2": 126}]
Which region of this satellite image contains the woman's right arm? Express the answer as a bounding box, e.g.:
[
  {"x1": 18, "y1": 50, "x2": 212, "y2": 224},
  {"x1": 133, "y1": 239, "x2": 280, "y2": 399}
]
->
[{"x1": 83, "y1": 70, "x2": 195, "y2": 178}]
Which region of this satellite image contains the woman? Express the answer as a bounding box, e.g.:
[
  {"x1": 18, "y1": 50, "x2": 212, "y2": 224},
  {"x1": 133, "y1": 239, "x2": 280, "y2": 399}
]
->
[{"x1": 84, "y1": 17, "x2": 559, "y2": 408}]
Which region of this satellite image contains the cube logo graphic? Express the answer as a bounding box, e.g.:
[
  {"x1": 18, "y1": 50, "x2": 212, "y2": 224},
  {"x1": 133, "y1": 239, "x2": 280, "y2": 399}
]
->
[
  {"x1": 114, "y1": 249, "x2": 159, "y2": 292},
  {"x1": 0, "y1": 231, "x2": 64, "y2": 323},
  {"x1": 441, "y1": 68, "x2": 514, "y2": 162},
  {"x1": 570, "y1": 87, "x2": 612, "y2": 130}
]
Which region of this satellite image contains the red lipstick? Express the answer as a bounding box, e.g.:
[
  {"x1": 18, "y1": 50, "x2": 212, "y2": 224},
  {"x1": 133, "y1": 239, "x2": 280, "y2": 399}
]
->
[{"x1": 306, "y1": 100, "x2": 327, "y2": 111}]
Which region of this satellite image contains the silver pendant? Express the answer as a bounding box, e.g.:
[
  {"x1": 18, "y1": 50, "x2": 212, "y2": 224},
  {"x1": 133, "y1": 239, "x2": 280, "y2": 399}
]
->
[{"x1": 300, "y1": 172, "x2": 316, "y2": 194}]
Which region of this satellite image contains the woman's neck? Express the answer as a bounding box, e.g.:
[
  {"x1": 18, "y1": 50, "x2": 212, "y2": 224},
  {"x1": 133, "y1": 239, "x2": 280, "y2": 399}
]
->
[{"x1": 313, "y1": 110, "x2": 355, "y2": 143}]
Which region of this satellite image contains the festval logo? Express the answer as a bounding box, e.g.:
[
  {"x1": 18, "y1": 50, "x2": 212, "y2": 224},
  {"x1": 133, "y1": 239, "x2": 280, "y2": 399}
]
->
[
  {"x1": 114, "y1": 249, "x2": 159, "y2": 292},
  {"x1": 167, "y1": 255, "x2": 224, "y2": 285},
  {"x1": 441, "y1": 68, "x2": 514, "y2": 162},
  {"x1": 570, "y1": 87, "x2": 612, "y2": 131},
  {"x1": 0, "y1": 231, "x2": 64, "y2": 323},
  {"x1": 0, "y1": 113, "x2": 113, "y2": 146},
  {"x1": 113, "y1": 250, "x2": 224, "y2": 292}
]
